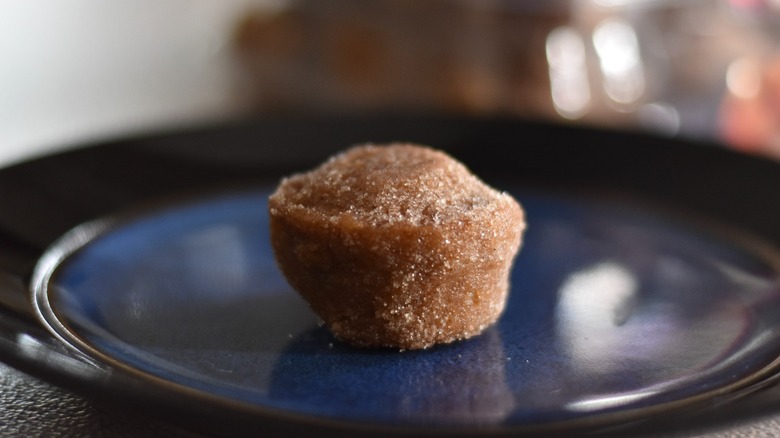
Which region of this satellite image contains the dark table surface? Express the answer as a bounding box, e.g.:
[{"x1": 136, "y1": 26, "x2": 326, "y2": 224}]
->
[{"x1": 0, "y1": 361, "x2": 204, "y2": 437}]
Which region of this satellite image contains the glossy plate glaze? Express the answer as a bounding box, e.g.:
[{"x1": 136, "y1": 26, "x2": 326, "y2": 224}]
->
[
  {"x1": 32, "y1": 185, "x2": 780, "y2": 433},
  {"x1": 3, "y1": 116, "x2": 780, "y2": 436}
]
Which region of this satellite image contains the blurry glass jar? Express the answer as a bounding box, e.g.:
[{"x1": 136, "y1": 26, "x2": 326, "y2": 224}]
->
[{"x1": 232, "y1": 0, "x2": 779, "y2": 153}]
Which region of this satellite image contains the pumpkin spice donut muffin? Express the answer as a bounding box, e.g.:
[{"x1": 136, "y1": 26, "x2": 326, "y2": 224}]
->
[{"x1": 268, "y1": 144, "x2": 525, "y2": 350}]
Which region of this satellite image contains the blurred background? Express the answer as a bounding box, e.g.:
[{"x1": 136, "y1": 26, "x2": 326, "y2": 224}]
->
[{"x1": 1, "y1": 0, "x2": 780, "y2": 163}]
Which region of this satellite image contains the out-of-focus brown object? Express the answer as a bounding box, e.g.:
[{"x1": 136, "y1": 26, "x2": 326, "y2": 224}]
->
[
  {"x1": 233, "y1": 0, "x2": 567, "y2": 117},
  {"x1": 233, "y1": 0, "x2": 780, "y2": 158}
]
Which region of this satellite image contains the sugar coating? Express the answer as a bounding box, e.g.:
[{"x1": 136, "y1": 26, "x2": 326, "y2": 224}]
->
[{"x1": 268, "y1": 143, "x2": 525, "y2": 350}]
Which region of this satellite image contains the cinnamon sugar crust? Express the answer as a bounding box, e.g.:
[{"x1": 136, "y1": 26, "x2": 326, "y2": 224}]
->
[{"x1": 268, "y1": 143, "x2": 525, "y2": 350}]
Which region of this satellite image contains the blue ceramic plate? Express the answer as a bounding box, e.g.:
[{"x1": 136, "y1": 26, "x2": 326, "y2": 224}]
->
[
  {"x1": 2, "y1": 116, "x2": 779, "y2": 436},
  {"x1": 31, "y1": 184, "x2": 780, "y2": 433}
]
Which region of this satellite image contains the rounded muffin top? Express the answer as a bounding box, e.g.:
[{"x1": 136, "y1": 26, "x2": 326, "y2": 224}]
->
[{"x1": 269, "y1": 144, "x2": 518, "y2": 228}]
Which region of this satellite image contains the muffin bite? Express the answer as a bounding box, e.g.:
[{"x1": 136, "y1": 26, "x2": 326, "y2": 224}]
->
[{"x1": 268, "y1": 144, "x2": 525, "y2": 350}]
